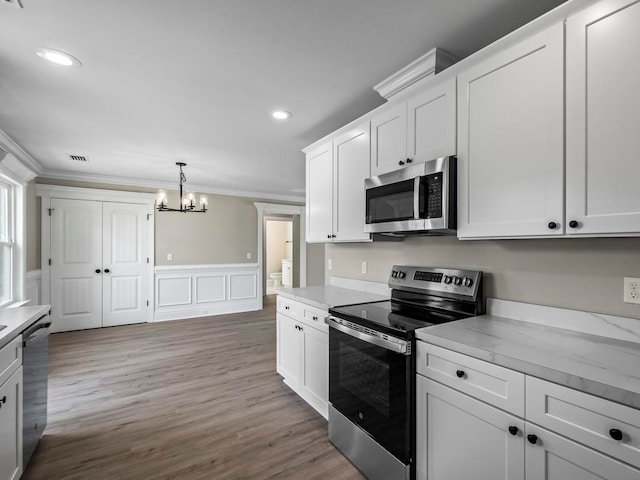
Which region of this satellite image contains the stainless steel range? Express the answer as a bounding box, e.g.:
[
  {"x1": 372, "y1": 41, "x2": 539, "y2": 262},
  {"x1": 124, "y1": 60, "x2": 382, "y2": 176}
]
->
[{"x1": 326, "y1": 266, "x2": 484, "y2": 480}]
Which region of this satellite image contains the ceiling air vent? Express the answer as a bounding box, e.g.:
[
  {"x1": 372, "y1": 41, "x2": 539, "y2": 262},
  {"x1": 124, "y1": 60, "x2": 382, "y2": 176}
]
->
[
  {"x1": 68, "y1": 154, "x2": 88, "y2": 163},
  {"x1": 3, "y1": 0, "x2": 24, "y2": 8}
]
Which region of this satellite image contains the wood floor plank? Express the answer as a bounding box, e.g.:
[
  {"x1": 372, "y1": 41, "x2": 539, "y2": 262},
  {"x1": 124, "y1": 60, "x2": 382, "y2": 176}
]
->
[{"x1": 22, "y1": 297, "x2": 365, "y2": 480}]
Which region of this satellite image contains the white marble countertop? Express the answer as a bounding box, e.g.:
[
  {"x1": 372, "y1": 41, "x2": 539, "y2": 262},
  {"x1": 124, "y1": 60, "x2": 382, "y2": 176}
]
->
[
  {"x1": 0, "y1": 305, "x2": 51, "y2": 349},
  {"x1": 275, "y1": 286, "x2": 389, "y2": 310},
  {"x1": 416, "y1": 314, "x2": 640, "y2": 409}
]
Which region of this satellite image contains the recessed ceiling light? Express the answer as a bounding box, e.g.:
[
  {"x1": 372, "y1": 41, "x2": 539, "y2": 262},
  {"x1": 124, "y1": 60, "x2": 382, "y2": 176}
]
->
[
  {"x1": 272, "y1": 110, "x2": 292, "y2": 120},
  {"x1": 35, "y1": 48, "x2": 82, "y2": 67}
]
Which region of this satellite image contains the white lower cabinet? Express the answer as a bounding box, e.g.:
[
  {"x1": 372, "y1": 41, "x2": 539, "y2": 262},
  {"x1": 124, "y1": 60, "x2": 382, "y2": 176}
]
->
[
  {"x1": 0, "y1": 366, "x2": 23, "y2": 480},
  {"x1": 416, "y1": 341, "x2": 640, "y2": 480},
  {"x1": 416, "y1": 375, "x2": 524, "y2": 480},
  {"x1": 276, "y1": 296, "x2": 328, "y2": 419}
]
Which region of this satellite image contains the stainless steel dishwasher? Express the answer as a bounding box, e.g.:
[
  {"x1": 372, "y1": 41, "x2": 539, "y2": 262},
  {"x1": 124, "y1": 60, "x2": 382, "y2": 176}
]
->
[{"x1": 22, "y1": 313, "x2": 51, "y2": 467}]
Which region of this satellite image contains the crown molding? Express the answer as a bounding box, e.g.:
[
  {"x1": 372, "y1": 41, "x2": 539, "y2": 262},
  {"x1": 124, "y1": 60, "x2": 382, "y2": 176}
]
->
[
  {"x1": 37, "y1": 168, "x2": 305, "y2": 203},
  {"x1": 373, "y1": 48, "x2": 459, "y2": 100},
  {"x1": 0, "y1": 151, "x2": 38, "y2": 184},
  {"x1": 0, "y1": 129, "x2": 43, "y2": 175}
]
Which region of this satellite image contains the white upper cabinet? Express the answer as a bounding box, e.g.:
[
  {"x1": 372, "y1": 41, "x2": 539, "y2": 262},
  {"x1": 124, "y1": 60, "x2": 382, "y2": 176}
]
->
[
  {"x1": 306, "y1": 141, "x2": 334, "y2": 242},
  {"x1": 305, "y1": 124, "x2": 371, "y2": 243},
  {"x1": 371, "y1": 77, "x2": 457, "y2": 177},
  {"x1": 457, "y1": 23, "x2": 565, "y2": 239},
  {"x1": 565, "y1": 0, "x2": 640, "y2": 235},
  {"x1": 407, "y1": 77, "x2": 457, "y2": 165},
  {"x1": 370, "y1": 103, "x2": 407, "y2": 176},
  {"x1": 333, "y1": 124, "x2": 371, "y2": 242}
]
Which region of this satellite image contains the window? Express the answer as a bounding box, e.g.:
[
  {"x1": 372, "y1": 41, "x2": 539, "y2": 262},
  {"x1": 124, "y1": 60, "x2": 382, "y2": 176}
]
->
[{"x1": 0, "y1": 180, "x2": 14, "y2": 306}]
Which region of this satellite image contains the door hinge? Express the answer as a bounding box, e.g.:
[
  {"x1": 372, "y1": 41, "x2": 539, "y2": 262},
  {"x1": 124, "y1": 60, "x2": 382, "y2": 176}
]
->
[
  {"x1": 147, "y1": 257, "x2": 149, "y2": 264},
  {"x1": 147, "y1": 214, "x2": 151, "y2": 221},
  {"x1": 146, "y1": 300, "x2": 149, "y2": 307},
  {"x1": 48, "y1": 258, "x2": 52, "y2": 266},
  {"x1": 48, "y1": 208, "x2": 54, "y2": 216}
]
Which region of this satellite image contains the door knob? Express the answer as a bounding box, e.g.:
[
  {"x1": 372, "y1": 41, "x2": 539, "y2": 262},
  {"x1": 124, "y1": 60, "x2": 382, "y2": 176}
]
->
[
  {"x1": 527, "y1": 434, "x2": 538, "y2": 445},
  {"x1": 95, "y1": 269, "x2": 101, "y2": 274},
  {"x1": 399, "y1": 160, "x2": 405, "y2": 166},
  {"x1": 104, "y1": 268, "x2": 111, "y2": 273},
  {"x1": 406, "y1": 158, "x2": 413, "y2": 164}
]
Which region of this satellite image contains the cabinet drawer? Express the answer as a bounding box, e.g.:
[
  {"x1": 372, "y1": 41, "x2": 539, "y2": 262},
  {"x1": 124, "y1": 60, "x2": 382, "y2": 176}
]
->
[
  {"x1": 0, "y1": 336, "x2": 22, "y2": 386},
  {"x1": 301, "y1": 304, "x2": 329, "y2": 334},
  {"x1": 416, "y1": 342, "x2": 525, "y2": 416},
  {"x1": 526, "y1": 376, "x2": 640, "y2": 469},
  {"x1": 277, "y1": 296, "x2": 303, "y2": 319}
]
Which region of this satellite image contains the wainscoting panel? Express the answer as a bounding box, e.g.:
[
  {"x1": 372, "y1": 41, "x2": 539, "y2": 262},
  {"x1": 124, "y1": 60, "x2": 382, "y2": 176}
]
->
[
  {"x1": 155, "y1": 264, "x2": 259, "y2": 322},
  {"x1": 195, "y1": 275, "x2": 226, "y2": 304},
  {"x1": 26, "y1": 270, "x2": 42, "y2": 305}
]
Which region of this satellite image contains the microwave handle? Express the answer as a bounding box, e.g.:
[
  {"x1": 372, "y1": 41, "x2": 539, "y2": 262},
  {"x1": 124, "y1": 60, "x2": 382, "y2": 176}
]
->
[{"x1": 413, "y1": 176, "x2": 421, "y2": 220}]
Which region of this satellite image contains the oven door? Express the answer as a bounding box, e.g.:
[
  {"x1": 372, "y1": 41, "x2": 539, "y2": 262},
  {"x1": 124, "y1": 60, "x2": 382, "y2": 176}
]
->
[{"x1": 327, "y1": 318, "x2": 412, "y2": 463}]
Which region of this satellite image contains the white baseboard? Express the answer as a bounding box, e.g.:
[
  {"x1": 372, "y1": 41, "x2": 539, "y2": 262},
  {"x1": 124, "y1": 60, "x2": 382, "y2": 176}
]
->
[{"x1": 154, "y1": 299, "x2": 260, "y2": 322}]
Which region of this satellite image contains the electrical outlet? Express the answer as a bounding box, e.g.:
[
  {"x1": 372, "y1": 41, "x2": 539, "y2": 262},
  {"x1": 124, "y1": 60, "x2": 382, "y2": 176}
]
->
[
  {"x1": 361, "y1": 261, "x2": 367, "y2": 274},
  {"x1": 246, "y1": 252, "x2": 251, "y2": 259},
  {"x1": 328, "y1": 258, "x2": 332, "y2": 270},
  {"x1": 623, "y1": 277, "x2": 640, "y2": 304},
  {"x1": 167, "y1": 253, "x2": 173, "y2": 261}
]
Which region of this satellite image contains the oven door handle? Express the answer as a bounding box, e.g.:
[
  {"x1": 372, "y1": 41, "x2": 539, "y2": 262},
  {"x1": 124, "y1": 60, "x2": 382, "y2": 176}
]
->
[{"x1": 325, "y1": 317, "x2": 410, "y2": 355}]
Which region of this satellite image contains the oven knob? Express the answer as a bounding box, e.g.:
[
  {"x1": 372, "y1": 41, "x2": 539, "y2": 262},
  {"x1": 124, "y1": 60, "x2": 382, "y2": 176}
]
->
[
  {"x1": 444, "y1": 275, "x2": 453, "y2": 284},
  {"x1": 392, "y1": 271, "x2": 398, "y2": 278},
  {"x1": 464, "y1": 277, "x2": 474, "y2": 287},
  {"x1": 398, "y1": 271, "x2": 406, "y2": 279},
  {"x1": 454, "y1": 277, "x2": 462, "y2": 286}
]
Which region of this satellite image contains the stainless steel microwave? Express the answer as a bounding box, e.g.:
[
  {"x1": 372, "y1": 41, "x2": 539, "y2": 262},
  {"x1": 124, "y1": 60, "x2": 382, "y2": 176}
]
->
[{"x1": 364, "y1": 156, "x2": 456, "y2": 235}]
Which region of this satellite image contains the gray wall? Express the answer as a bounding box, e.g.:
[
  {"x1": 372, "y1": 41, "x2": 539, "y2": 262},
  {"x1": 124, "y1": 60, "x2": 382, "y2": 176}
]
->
[
  {"x1": 27, "y1": 179, "x2": 328, "y2": 283},
  {"x1": 326, "y1": 236, "x2": 640, "y2": 319}
]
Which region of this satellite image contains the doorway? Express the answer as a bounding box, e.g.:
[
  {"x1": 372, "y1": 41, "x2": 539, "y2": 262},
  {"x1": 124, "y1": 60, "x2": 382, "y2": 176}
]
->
[{"x1": 264, "y1": 217, "x2": 294, "y2": 295}]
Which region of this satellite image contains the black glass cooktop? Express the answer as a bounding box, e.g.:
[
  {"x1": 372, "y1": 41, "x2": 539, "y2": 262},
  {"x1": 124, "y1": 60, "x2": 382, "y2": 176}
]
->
[{"x1": 328, "y1": 300, "x2": 463, "y2": 339}]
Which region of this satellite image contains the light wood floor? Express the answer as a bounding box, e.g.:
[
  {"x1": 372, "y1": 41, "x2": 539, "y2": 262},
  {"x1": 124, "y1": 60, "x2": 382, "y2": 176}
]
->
[{"x1": 23, "y1": 297, "x2": 365, "y2": 480}]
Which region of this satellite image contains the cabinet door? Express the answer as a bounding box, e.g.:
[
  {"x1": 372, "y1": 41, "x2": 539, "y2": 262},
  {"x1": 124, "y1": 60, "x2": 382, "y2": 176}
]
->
[
  {"x1": 457, "y1": 23, "x2": 564, "y2": 238},
  {"x1": 525, "y1": 424, "x2": 640, "y2": 480},
  {"x1": 50, "y1": 198, "x2": 103, "y2": 332},
  {"x1": 102, "y1": 202, "x2": 149, "y2": 327},
  {"x1": 371, "y1": 103, "x2": 408, "y2": 176},
  {"x1": 276, "y1": 313, "x2": 301, "y2": 391},
  {"x1": 0, "y1": 367, "x2": 22, "y2": 480},
  {"x1": 299, "y1": 324, "x2": 328, "y2": 419},
  {"x1": 416, "y1": 376, "x2": 524, "y2": 480},
  {"x1": 407, "y1": 77, "x2": 457, "y2": 163},
  {"x1": 305, "y1": 142, "x2": 333, "y2": 243},
  {"x1": 566, "y1": 0, "x2": 640, "y2": 235},
  {"x1": 333, "y1": 124, "x2": 371, "y2": 242}
]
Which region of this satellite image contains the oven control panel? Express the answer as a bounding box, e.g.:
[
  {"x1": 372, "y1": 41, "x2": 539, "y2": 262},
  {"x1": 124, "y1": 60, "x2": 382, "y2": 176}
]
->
[{"x1": 389, "y1": 266, "x2": 482, "y2": 299}]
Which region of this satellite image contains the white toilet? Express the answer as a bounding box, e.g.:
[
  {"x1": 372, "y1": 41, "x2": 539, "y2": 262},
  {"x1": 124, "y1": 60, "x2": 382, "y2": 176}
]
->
[
  {"x1": 281, "y1": 259, "x2": 293, "y2": 287},
  {"x1": 269, "y1": 272, "x2": 283, "y2": 288}
]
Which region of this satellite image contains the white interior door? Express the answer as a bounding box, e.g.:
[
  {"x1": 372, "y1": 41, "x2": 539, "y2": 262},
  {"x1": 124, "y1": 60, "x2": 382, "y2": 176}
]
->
[
  {"x1": 102, "y1": 202, "x2": 149, "y2": 327},
  {"x1": 50, "y1": 198, "x2": 103, "y2": 332}
]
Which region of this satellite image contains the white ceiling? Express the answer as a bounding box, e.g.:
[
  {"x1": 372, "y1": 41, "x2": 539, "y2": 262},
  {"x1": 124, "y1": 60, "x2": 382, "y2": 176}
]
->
[{"x1": 0, "y1": 0, "x2": 567, "y2": 201}]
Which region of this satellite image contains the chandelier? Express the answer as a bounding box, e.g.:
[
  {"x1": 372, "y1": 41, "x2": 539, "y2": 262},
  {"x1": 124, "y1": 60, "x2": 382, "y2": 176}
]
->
[{"x1": 157, "y1": 162, "x2": 207, "y2": 213}]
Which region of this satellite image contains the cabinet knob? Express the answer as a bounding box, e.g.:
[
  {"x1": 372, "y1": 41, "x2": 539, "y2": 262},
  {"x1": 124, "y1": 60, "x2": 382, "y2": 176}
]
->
[
  {"x1": 547, "y1": 221, "x2": 558, "y2": 230},
  {"x1": 313, "y1": 316, "x2": 318, "y2": 321},
  {"x1": 399, "y1": 160, "x2": 405, "y2": 166},
  {"x1": 285, "y1": 306, "x2": 289, "y2": 310},
  {"x1": 455, "y1": 370, "x2": 465, "y2": 378},
  {"x1": 95, "y1": 269, "x2": 101, "y2": 274},
  {"x1": 406, "y1": 158, "x2": 412, "y2": 164},
  {"x1": 609, "y1": 428, "x2": 623, "y2": 441},
  {"x1": 569, "y1": 220, "x2": 579, "y2": 228},
  {"x1": 332, "y1": 234, "x2": 336, "y2": 238},
  {"x1": 527, "y1": 434, "x2": 538, "y2": 445},
  {"x1": 327, "y1": 234, "x2": 331, "y2": 239},
  {"x1": 508, "y1": 426, "x2": 519, "y2": 436}
]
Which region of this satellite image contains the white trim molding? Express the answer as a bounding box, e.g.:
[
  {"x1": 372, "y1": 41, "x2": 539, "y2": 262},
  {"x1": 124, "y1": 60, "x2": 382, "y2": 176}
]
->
[
  {"x1": 254, "y1": 202, "x2": 306, "y2": 310},
  {"x1": 25, "y1": 270, "x2": 42, "y2": 305},
  {"x1": 35, "y1": 184, "x2": 156, "y2": 204},
  {"x1": 0, "y1": 130, "x2": 42, "y2": 176},
  {"x1": 38, "y1": 169, "x2": 305, "y2": 203},
  {"x1": 154, "y1": 263, "x2": 260, "y2": 322},
  {"x1": 373, "y1": 48, "x2": 459, "y2": 100}
]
